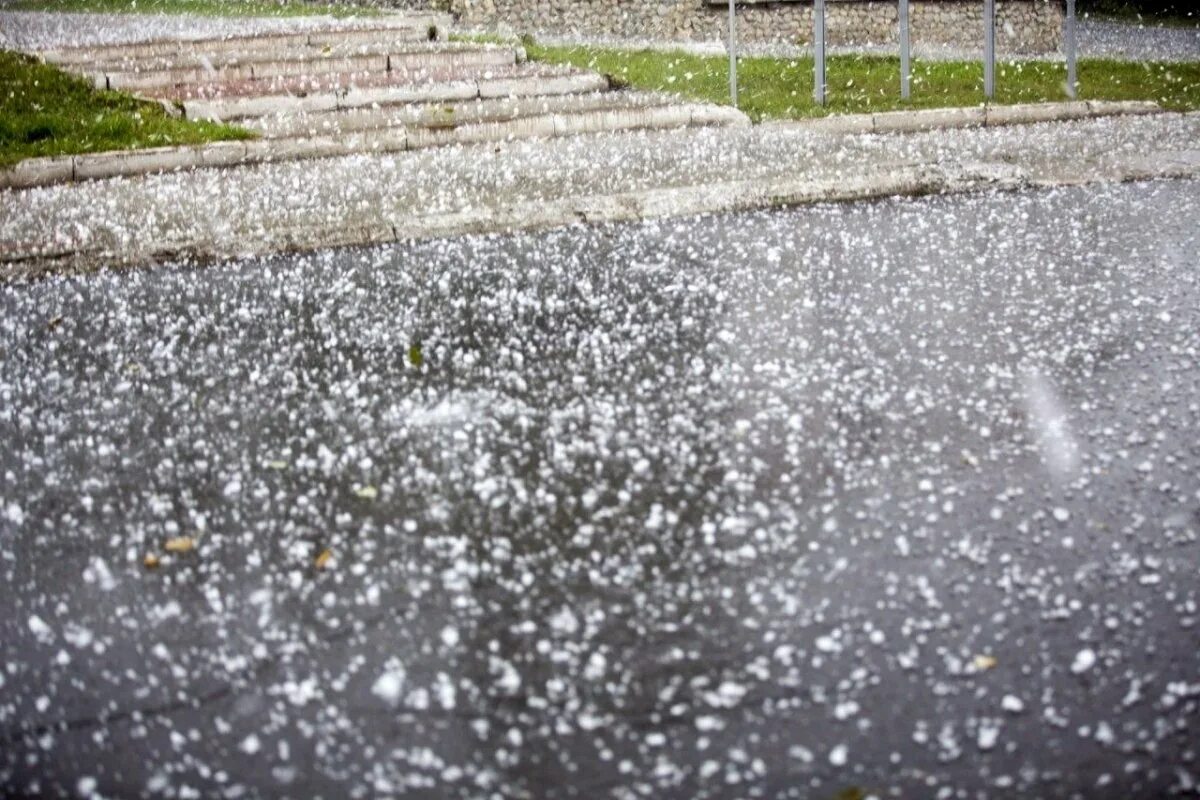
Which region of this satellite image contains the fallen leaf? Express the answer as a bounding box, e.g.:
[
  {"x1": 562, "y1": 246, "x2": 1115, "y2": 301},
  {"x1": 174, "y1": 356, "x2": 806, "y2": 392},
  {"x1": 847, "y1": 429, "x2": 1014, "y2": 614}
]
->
[
  {"x1": 408, "y1": 342, "x2": 424, "y2": 368},
  {"x1": 267, "y1": 460, "x2": 288, "y2": 470},
  {"x1": 143, "y1": 553, "x2": 160, "y2": 569},
  {"x1": 164, "y1": 536, "x2": 196, "y2": 553},
  {"x1": 973, "y1": 654, "x2": 997, "y2": 671},
  {"x1": 314, "y1": 549, "x2": 333, "y2": 570},
  {"x1": 47, "y1": 316, "x2": 64, "y2": 331},
  {"x1": 354, "y1": 485, "x2": 378, "y2": 500}
]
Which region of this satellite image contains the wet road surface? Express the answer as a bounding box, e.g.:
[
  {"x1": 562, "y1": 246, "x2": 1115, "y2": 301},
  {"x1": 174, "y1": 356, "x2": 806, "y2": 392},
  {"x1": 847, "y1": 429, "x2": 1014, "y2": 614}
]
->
[
  {"x1": 1, "y1": 180, "x2": 1199, "y2": 799},
  {"x1": 1078, "y1": 19, "x2": 1200, "y2": 62}
]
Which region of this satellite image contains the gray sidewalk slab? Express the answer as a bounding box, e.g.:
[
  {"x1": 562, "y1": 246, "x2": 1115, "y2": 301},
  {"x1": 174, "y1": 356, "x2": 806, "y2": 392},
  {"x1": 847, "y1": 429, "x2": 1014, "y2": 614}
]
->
[
  {"x1": 3, "y1": 112, "x2": 1198, "y2": 278},
  {"x1": 0, "y1": 10, "x2": 448, "y2": 51}
]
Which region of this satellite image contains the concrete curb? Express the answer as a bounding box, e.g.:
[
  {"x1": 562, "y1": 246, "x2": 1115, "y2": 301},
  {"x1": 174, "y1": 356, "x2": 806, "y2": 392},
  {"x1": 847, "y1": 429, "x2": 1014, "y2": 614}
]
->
[
  {"x1": 0, "y1": 164, "x2": 981, "y2": 277},
  {"x1": 6, "y1": 146, "x2": 1199, "y2": 282},
  {"x1": 764, "y1": 100, "x2": 1162, "y2": 136}
]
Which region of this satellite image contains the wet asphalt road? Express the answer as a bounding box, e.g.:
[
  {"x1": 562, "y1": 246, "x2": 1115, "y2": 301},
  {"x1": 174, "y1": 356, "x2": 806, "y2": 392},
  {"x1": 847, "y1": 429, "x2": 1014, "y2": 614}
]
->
[
  {"x1": 1, "y1": 180, "x2": 1198, "y2": 800},
  {"x1": 1078, "y1": 19, "x2": 1200, "y2": 62}
]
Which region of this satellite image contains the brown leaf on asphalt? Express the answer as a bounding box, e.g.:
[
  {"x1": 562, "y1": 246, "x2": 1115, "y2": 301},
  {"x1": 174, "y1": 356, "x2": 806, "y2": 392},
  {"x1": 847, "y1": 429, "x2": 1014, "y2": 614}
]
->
[
  {"x1": 47, "y1": 316, "x2": 63, "y2": 331},
  {"x1": 314, "y1": 549, "x2": 333, "y2": 570},
  {"x1": 164, "y1": 536, "x2": 196, "y2": 553},
  {"x1": 143, "y1": 553, "x2": 160, "y2": 569},
  {"x1": 973, "y1": 654, "x2": 998, "y2": 671}
]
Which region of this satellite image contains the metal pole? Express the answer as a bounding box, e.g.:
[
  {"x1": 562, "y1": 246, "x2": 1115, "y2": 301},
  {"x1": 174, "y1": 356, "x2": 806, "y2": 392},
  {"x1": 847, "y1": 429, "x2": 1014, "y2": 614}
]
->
[
  {"x1": 1065, "y1": 0, "x2": 1077, "y2": 99},
  {"x1": 728, "y1": 0, "x2": 738, "y2": 107},
  {"x1": 983, "y1": 0, "x2": 995, "y2": 100},
  {"x1": 899, "y1": 0, "x2": 910, "y2": 100},
  {"x1": 814, "y1": 0, "x2": 826, "y2": 106}
]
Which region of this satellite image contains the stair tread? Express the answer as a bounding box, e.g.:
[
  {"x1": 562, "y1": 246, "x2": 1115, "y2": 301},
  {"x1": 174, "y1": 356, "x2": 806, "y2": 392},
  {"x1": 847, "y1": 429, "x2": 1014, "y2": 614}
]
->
[
  {"x1": 166, "y1": 63, "x2": 591, "y2": 102},
  {"x1": 245, "y1": 90, "x2": 683, "y2": 138},
  {"x1": 77, "y1": 41, "x2": 513, "y2": 73}
]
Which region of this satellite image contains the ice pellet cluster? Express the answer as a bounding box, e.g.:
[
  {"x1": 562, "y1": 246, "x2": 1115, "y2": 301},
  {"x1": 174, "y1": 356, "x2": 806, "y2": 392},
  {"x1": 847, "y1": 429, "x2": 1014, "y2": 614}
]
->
[{"x1": 1, "y1": 180, "x2": 1198, "y2": 798}]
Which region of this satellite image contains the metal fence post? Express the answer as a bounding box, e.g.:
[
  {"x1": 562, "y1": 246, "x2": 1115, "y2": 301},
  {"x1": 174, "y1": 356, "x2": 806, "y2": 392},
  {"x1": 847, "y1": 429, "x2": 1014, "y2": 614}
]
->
[
  {"x1": 814, "y1": 0, "x2": 826, "y2": 106},
  {"x1": 1065, "y1": 0, "x2": 1077, "y2": 99},
  {"x1": 728, "y1": 0, "x2": 738, "y2": 107},
  {"x1": 983, "y1": 0, "x2": 995, "y2": 100},
  {"x1": 899, "y1": 0, "x2": 910, "y2": 100}
]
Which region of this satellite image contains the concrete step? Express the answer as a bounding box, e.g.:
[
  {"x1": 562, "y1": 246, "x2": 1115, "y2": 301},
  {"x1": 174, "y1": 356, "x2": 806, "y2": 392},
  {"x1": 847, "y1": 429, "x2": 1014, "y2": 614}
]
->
[
  {"x1": 99, "y1": 46, "x2": 520, "y2": 93},
  {"x1": 39, "y1": 17, "x2": 450, "y2": 65},
  {"x1": 77, "y1": 39, "x2": 507, "y2": 74},
  {"x1": 21, "y1": 102, "x2": 748, "y2": 186},
  {"x1": 14, "y1": 16, "x2": 751, "y2": 185},
  {"x1": 330, "y1": 102, "x2": 746, "y2": 152},
  {"x1": 183, "y1": 66, "x2": 610, "y2": 121},
  {"x1": 165, "y1": 61, "x2": 572, "y2": 103},
  {"x1": 244, "y1": 90, "x2": 684, "y2": 139}
]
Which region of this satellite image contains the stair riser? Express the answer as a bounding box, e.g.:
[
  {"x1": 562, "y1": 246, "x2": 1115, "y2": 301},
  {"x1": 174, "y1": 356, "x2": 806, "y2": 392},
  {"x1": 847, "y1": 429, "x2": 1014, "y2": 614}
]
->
[
  {"x1": 184, "y1": 73, "x2": 608, "y2": 120},
  {"x1": 79, "y1": 42, "x2": 506, "y2": 75},
  {"x1": 248, "y1": 94, "x2": 676, "y2": 139},
  {"x1": 64, "y1": 108, "x2": 729, "y2": 184},
  {"x1": 104, "y1": 49, "x2": 517, "y2": 92},
  {"x1": 407, "y1": 106, "x2": 743, "y2": 150},
  {"x1": 480, "y1": 74, "x2": 610, "y2": 100},
  {"x1": 166, "y1": 67, "x2": 489, "y2": 102},
  {"x1": 308, "y1": 27, "x2": 440, "y2": 48}
]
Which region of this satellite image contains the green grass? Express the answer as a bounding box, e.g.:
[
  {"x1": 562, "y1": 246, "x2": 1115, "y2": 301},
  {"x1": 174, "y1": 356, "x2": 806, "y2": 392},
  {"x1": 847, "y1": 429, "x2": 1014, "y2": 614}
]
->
[
  {"x1": 522, "y1": 40, "x2": 1200, "y2": 121},
  {"x1": 0, "y1": 50, "x2": 252, "y2": 168},
  {"x1": 4, "y1": 0, "x2": 377, "y2": 17}
]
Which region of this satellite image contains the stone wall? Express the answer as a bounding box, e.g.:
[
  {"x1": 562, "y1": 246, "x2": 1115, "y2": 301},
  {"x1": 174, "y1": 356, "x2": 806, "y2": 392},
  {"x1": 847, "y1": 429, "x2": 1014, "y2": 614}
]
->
[{"x1": 417, "y1": 0, "x2": 1064, "y2": 54}]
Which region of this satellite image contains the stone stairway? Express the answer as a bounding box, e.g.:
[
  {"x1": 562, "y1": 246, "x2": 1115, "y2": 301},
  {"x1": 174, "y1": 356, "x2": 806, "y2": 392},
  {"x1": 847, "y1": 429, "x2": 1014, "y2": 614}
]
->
[{"x1": 30, "y1": 13, "x2": 748, "y2": 183}]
